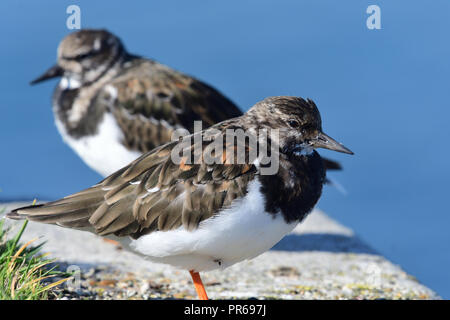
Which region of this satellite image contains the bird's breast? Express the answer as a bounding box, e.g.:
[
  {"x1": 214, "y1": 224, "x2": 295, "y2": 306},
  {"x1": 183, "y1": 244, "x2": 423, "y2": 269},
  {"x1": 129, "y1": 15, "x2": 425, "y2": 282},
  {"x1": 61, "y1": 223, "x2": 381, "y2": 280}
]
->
[
  {"x1": 128, "y1": 180, "x2": 298, "y2": 272},
  {"x1": 54, "y1": 111, "x2": 142, "y2": 177},
  {"x1": 258, "y1": 152, "x2": 326, "y2": 223}
]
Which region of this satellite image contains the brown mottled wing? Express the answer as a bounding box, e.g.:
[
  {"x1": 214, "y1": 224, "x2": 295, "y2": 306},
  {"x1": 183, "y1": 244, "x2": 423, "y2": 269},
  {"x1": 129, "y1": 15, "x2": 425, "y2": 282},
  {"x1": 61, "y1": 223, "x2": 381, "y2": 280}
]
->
[
  {"x1": 8, "y1": 125, "x2": 257, "y2": 239},
  {"x1": 94, "y1": 58, "x2": 242, "y2": 153}
]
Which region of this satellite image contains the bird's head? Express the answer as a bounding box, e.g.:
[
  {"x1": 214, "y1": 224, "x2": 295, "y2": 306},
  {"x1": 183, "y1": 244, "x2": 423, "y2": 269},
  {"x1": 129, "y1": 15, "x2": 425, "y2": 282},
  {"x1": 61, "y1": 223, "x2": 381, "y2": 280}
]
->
[
  {"x1": 31, "y1": 29, "x2": 126, "y2": 88},
  {"x1": 247, "y1": 96, "x2": 353, "y2": 157}
]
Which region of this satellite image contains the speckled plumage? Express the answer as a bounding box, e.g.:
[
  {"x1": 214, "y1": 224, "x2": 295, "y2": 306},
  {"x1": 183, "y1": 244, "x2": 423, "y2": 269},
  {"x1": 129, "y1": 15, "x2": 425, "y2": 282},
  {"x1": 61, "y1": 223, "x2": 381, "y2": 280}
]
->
[
  {"x1": 33, "y1": 29, "x2": 341, "y2": 178},
  {"x1": 34, "y1": 29, "x2": 241, "y2": 176},
  {"x1": 9, "y1": 96, "x2": 351, "y2": 239}
]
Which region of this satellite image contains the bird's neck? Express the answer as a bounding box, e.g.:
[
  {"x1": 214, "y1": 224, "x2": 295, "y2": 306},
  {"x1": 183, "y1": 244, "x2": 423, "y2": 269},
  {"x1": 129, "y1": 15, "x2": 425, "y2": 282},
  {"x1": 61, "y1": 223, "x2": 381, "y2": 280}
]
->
[{"x1": 258, "y1": 151, "x2": 325, "y2": 223}]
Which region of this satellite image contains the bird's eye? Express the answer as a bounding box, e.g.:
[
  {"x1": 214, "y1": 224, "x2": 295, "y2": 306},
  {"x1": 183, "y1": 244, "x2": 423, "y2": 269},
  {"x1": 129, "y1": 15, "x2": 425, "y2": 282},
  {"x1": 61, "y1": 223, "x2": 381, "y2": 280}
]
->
[{"x1": 288, "y1": 120, "x2": 300, "y2": 128}]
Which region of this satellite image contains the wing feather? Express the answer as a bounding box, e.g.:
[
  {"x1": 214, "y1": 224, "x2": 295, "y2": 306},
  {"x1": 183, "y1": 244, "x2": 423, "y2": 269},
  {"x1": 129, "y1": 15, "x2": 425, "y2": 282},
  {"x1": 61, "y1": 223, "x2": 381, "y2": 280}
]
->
[
  {"x1": 7, "y1": 124, "x2": 257, "y2": 239},
  {"x1": 93, "y1": 59, "x2": 242, "y2": 154}
]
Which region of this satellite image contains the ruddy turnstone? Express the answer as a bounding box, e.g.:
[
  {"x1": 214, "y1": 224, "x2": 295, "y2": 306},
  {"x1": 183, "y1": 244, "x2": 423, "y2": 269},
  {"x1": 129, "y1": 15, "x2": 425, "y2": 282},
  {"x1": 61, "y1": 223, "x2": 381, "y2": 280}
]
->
[
  {"x1": 31, "y1": 29, "x2": 241, "y2": 177},
  {"x1": 8, "y1": 96, "x2": 353, "y2": 300},
  {"x1": 31, "y1": 29, "x2": 341, "y2": 178}
]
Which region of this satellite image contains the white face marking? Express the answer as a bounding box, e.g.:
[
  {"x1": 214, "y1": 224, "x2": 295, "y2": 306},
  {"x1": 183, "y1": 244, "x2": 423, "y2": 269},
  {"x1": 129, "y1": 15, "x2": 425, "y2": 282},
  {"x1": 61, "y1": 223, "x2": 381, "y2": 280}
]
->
[
  {"x1": 93, "y1": 38, "x2": 101, "y2": 51},
  {"x1": 54, "y1": 112, "x2": 141, "y2": 177},
  {"x1": 130, "y1": 180, "x2": 298, "y2": 272},
  {"x1": 294, "y1": 144, "x2": 314, "y2": 156},
  {"x1": 59, "y1": 77, "x2": 68, "y2": 89},
  {"x1": 59, "y1": 76, "x2": 81, "y2": 90}
]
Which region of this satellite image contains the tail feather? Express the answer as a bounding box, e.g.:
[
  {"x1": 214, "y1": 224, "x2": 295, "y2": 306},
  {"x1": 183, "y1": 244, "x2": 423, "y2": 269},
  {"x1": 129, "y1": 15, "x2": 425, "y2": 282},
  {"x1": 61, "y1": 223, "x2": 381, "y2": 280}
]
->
[
  {"x1": 7, "y1": 204, "x2": 45, "y2": 220},
  {"x1": 58, "y1": 217, "x2": 91, "y2": 228},
  {"x1": 6, "y1": 186, "x2": 106, "y2": 229}
]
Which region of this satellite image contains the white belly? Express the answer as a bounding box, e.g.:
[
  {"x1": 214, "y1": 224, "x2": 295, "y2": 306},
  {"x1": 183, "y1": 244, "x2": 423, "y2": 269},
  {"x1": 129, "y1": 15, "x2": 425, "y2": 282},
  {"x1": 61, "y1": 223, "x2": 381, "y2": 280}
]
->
[
  {"x1": 55, "y1": 112, "x2": 142, "y2": 177},
  {"x1": 129, "y1": 180, "x2": 298, "y2": 272}
]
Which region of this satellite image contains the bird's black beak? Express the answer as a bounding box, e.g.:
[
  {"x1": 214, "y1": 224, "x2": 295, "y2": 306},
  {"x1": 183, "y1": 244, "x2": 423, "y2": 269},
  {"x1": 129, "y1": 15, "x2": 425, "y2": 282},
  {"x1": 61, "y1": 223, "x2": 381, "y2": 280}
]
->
[
  {"x1": 311, "y1": 132, "x2": 354, "y2": 155},
  {"x1": 30, "y1": 65, "x2": 63, "y2": 85}
]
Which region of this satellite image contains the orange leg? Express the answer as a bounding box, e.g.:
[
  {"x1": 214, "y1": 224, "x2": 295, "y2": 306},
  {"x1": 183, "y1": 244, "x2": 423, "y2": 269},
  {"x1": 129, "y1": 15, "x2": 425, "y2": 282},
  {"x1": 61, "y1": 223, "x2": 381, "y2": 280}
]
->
[
  {"x1": 189, "y1": 270, "x2": 209, "y2": 300},
  {"x1": 102, "y1": 238, "x2": 122, "y2": 249}
]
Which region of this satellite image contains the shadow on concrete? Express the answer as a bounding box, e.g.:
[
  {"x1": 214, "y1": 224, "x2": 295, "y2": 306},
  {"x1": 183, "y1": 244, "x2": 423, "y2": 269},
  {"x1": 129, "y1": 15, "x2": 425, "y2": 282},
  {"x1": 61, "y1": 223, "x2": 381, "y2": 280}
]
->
[{"x1": 271, "y1": 233, "x2": 377, "y2": 254}]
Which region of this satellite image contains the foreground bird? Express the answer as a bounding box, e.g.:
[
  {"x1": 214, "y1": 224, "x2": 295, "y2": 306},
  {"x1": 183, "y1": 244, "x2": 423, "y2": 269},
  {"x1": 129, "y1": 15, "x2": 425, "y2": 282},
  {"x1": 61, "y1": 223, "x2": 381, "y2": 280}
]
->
[
  {"x1": 31, "y1": 29, "x2": 341, "y2": 177},
  {"x1": 8, "y1": 96, "x2": 353, "y2": 300}
]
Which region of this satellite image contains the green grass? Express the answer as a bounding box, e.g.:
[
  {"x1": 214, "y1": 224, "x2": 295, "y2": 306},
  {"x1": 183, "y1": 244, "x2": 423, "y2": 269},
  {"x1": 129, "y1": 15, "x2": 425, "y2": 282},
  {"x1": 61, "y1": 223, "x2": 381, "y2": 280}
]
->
[{"x1": 0, "y1": 205, "x2": 69, "y2": 300}]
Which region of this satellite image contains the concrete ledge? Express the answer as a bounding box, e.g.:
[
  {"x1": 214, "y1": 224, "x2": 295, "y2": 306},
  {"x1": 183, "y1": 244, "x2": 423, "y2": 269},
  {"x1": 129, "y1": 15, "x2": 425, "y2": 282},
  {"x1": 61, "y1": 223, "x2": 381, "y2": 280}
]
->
[{"x1": 1, "y1": 202, "x2": 439, "y2": 299}]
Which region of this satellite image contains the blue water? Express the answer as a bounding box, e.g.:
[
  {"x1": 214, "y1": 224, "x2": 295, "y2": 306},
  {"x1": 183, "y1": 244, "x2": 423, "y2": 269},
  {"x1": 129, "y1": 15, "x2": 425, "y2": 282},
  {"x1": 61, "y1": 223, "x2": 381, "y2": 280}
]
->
[{"x1": 1, "y1": 1, "x2": 449, "y2": 298}]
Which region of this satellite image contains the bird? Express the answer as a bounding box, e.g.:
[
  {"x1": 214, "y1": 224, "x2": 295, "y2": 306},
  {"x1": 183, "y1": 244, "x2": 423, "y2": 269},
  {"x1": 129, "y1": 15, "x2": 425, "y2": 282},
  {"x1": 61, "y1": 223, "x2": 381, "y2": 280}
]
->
[
  {"x1": 8, "y1": 96, "x2": 353, "y2": 300},
  {"x1": 31, "y1": 29, "x2": 341, "y2": 178}
]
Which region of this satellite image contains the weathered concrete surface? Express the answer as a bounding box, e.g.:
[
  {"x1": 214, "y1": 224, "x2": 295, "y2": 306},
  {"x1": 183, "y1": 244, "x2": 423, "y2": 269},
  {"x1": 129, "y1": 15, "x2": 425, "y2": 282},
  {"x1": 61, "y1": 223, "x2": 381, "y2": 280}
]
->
[{"x1": 1, "y1": 202, "x2": 439, "y2": 299}]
